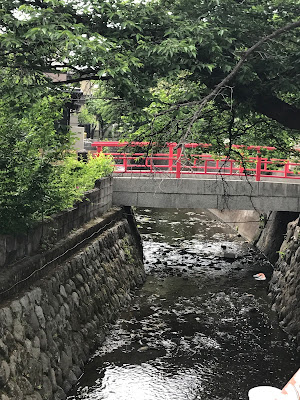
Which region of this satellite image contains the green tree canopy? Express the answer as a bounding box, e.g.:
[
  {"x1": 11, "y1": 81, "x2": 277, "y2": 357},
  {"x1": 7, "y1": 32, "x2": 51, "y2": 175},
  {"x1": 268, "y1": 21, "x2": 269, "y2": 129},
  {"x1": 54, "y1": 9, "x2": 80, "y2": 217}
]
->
[
  {"x1": 1, "y1": 0, "x2": 300, "y2": 145},
  {"x1": 0, "y1": 61, "x2": 113, "y2": 234}
]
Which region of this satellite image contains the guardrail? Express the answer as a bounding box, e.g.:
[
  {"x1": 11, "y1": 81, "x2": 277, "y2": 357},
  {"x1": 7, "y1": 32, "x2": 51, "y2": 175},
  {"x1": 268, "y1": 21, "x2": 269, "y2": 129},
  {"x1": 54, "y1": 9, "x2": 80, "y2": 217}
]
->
[{"x1": 91, "y1": 141, "x2": 300, "y2": 181}]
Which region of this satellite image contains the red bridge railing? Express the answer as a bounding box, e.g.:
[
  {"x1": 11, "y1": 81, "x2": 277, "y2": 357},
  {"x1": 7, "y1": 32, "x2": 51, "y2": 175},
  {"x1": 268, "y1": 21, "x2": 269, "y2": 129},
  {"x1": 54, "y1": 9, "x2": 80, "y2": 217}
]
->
[{"x1": 91, "y1": 141, "x2": 300, "y2": 181}]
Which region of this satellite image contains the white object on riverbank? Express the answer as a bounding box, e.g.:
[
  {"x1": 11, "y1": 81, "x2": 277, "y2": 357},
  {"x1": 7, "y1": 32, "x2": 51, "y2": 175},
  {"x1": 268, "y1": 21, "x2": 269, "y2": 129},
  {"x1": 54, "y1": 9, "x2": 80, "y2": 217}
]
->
[
  {"x1": 248, "y1": 386, "x2": 282, "y2": 400},
  {"x1": 248, "y1": 368, "x2": 300, "y2": 400},
  {"x1": 253, "y1": 273, "x2": 266, "y2": 280}
]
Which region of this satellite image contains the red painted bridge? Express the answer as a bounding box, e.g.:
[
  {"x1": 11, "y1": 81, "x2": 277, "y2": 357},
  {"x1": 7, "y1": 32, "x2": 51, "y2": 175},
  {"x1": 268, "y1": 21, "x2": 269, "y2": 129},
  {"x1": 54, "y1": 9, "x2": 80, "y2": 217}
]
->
[
  {"x1": 91, "y1": 141, "x2": 300, "y2": 211},
  {"x1": 92, "y1": 141, "x2": 300, "y2": 182}
]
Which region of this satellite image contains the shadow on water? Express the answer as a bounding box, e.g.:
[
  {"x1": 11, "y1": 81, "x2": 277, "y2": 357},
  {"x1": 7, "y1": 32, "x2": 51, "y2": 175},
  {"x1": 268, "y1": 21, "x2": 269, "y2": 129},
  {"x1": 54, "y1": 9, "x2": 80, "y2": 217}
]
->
[{"x1": 67, "y1": 208, "x2": 299, "y2": 400}]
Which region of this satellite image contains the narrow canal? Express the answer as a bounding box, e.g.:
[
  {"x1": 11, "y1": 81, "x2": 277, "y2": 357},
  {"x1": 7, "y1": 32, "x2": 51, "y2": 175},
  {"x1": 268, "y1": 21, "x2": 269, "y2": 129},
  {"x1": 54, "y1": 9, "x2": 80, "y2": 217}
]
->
[{"x1": 67, "y1": 208, "x2": 299, "y2": 400}]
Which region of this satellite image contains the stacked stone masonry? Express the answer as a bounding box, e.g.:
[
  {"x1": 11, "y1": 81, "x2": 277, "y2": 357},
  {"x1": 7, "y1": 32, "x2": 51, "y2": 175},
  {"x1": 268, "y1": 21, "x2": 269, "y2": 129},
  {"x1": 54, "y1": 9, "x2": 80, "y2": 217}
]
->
[
  {"x1": 0, "y1": 215, "x2": 145, "y2": 400},
  {"x1": 0, "y1": 177, "x2": 113, "y2": 268},
  {"x1": 207, "y1": 209, "x2": 300, "y2": 353},
  {"x1": 269, "y1": 216, "x2": 300, "y2": 351}
]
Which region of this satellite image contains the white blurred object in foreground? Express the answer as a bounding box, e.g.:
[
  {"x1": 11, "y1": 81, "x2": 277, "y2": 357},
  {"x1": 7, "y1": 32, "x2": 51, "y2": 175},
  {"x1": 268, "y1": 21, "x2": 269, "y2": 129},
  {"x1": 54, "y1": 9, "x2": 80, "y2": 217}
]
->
[{"x1": 248, "y1": 368, "x2": 300, "y2": 400}]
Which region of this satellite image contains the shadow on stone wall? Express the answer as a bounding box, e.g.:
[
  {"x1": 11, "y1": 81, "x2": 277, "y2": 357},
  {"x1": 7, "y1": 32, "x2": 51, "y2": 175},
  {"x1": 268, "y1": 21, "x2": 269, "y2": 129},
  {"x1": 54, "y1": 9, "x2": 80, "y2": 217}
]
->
[
  {"x1": 0, "y1": 207, "x2": 145, "y2": 399},
  {"x1": 0, "y1": 177, "x2": 113, "y2": 269}
]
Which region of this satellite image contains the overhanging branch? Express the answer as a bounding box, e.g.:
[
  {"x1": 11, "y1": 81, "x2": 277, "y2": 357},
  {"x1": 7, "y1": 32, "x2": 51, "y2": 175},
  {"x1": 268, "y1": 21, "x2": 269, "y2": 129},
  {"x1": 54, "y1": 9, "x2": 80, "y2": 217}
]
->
[{"x1": 175, "y1": 20, "x2": 300, "y2": 143}]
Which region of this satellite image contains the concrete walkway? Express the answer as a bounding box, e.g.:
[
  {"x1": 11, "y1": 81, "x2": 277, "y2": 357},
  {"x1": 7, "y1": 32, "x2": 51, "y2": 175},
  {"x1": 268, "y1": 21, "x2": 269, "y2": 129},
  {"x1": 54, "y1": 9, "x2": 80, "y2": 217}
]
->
[{"x1": 112, "y1": 175, "x2": 300, "y2": 211}]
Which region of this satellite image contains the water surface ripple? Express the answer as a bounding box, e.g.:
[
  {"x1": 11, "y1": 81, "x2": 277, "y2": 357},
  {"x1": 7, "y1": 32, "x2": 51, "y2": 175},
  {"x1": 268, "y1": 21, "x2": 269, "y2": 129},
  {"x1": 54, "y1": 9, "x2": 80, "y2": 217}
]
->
[{"x1": 67, "y1": 208, "x2": 299, "y2": 400}]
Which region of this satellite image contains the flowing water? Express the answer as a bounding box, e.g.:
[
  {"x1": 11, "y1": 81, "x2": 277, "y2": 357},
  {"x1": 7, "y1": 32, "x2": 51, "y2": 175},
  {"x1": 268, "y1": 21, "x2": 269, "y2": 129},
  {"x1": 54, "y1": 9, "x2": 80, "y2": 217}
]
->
[{"x1": 67, "y1": 208, "x2": 299, "y2": 400}]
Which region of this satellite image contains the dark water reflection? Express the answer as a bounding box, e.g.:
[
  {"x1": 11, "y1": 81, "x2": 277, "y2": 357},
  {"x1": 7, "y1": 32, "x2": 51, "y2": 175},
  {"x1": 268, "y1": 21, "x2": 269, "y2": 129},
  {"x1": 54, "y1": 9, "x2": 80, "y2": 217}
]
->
[{"x1": 67, "y1": 208, "x2": 299, "y2": 400}]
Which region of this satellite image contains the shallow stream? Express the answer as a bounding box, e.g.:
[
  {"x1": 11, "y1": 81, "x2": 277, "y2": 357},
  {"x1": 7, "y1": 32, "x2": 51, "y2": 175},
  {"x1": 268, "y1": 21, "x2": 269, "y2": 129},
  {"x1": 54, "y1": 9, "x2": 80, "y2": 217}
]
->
[{"x1": 67, "y1": 208, "x2": 299, "y2": 400}]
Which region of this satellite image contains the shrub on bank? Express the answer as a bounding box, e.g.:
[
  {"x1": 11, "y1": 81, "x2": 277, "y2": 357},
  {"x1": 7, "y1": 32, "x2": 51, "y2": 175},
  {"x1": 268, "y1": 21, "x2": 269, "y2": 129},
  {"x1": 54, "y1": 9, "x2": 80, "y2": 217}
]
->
[
  {"x1": 49, "y1": 152, "x2": 114, "y2": 213},
  {"x1": 0, "y1": 152, "x2": 114, "y2": 235}
]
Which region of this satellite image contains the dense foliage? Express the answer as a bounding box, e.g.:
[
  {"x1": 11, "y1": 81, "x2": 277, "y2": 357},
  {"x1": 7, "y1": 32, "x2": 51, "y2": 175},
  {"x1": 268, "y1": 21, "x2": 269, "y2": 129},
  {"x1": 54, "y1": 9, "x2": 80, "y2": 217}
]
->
[
  {"x1": 1, "y1": 0, "x2": 299, "y2": 141},
  {"x1": 51, "y1": 153, "x2": 114, "y2": 215},
  {"x1": 0, "y1": 70, "x2": 113, "y2": 234},
  {"x1": 0, "y1": 0, "x2": 299, "y2": 233},
  {"x1": 86, "y1": 75, "x2": 298, "y2": 156}
]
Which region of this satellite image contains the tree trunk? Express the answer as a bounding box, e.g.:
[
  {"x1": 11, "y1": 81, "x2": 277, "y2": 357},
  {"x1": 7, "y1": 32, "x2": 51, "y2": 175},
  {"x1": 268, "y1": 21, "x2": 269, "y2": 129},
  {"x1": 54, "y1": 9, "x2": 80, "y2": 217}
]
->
[{"x1": 253, "y1": 95, "x2": 300, "y2": 131}]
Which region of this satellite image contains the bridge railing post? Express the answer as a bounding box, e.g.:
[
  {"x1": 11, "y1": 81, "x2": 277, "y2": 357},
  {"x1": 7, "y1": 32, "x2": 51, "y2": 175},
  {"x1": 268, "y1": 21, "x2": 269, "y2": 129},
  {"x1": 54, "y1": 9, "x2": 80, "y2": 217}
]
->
[
  {"x1": 204, "y1": 157, "x2": 208, "y2": 174},
  {"x1": 123, "y1": 156, "x2": 128, "y2": 173},
  {"x1": 176, "y1": 146, "x2": 182, "y2": 178},
  {"x1": 229, "y1": 159, "x2": 233, "y2": 175},
  {"x1": 168, "y1": 143, "x2": 175, "y2": 173},
  {"x1": 284, "y1": 162, "x2": 289, "y2": 178},
  {"x1": 239, "y1": 162, "x2": 244, "y2": 174},
  {"x1": 255, "y1": 152, "x2": 261, "y2": 181}
]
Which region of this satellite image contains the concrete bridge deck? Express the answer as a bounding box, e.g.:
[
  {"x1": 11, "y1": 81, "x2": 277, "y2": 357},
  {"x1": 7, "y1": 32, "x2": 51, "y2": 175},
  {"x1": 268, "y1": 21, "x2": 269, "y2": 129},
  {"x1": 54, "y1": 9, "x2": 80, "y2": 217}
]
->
[{"x1": 112, "y1": 175, "x2": 300, "y2": 212}]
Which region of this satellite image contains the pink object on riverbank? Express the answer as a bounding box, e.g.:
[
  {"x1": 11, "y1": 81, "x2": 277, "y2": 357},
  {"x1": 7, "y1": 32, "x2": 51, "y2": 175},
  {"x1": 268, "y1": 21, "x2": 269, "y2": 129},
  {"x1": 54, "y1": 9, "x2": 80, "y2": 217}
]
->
[{"x1": 253, "y1": 273, "x2": 266, "y2": 280}]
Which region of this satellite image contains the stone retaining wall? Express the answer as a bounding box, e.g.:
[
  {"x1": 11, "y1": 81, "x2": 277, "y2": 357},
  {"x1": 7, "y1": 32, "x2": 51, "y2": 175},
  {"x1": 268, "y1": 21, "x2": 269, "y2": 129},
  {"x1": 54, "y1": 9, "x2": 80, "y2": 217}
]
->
[
  {"x1": 256, "y1": 211, "x2": 299, "y2": 264},
  {"x1": 269, "y1": 216, "x2": 300, "y2": 351},
  {"x1": 0, "y1": 177, "x2": 113, "y2": 268},
  {"x1": 0, "y1": 209, "x2": 145, "y2": 400},
  {"x1": 209, "y1": 209, "x2": 299, "y2": 264},
  {"x1": 210, "y1": 208, "x2": 300, "y2": 351}
]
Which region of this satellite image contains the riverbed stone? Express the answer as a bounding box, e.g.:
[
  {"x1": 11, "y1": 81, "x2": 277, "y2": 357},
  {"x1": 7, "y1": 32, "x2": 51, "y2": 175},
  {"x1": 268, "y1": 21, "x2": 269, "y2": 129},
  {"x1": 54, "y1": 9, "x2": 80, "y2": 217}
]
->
[
  {"x1": 68, "y1": 279, "x2": 76, "y2": 290},
  {"x1": 84, "y1": 283, "x2": 91, "y2": 295},
  {"x1": 75, "y1": 273, "x2": 84, "y2": 285},
  {"x1": 10, "y1": 300, "x2": 22, "y2": 318},
  {"x1": 11, "y1": 373, "x2": 24, "y2": 398},
  {"x1": 61, "y1": 379, "x2": 72, "y2": 394},
  {"x1": 40, "y1": 353, "x2": 51, "y2": 374},
  {"x1": 67, "y1": 370, "x2": 77, "y2": 386},
  {"x1": 28, "y1": 288, "x2": 42, "y2": 305},
  {"x1": 31, "y1": 336, "x2": 41, "y2": 360},
  {"x1": 59, "y1": 285, "x2": 67, "y2": 299},
  {"x1": 71, "y1": 291, "x2": 80, "y2": 307},
  {"x1": 60, "y1": 351, "x2": 72, "y2": 378},
  {"x1": 25, "y1": 393, "x2": 42, "y2": 400},
  {"x1": 3, "y1": 333, "x2": 15, "y2": 354},
  {"x1": 53, "y1": 386, "x2": 66, "y2": 400},
  {"x1": 28, "y1": 309, "x2": 40, "y2": 333},
  {"x1": 24, "y1": 338, "x2": 32, "y2": 353},
  {"x1": 63, "y1": 303, "x2": 70, "y2": 318},
  {"x1": 72, "y1": 365, "x2": 82, "y2": 378},
  {"x1": 0, "y1": 361, "x2": 10, "y2": 387},
  {"x1": 55, "y1": 367, "x2": 63, "y2": 388},
  {"x1": 269, "y1": 214, "x2": 300, "y2": 349},
  {"x1": 49, "y1": 368, "x2": 57, "y2": 391},
  {"x1": 0, "y1": 308, "x2": 13, "y2": 328},
  {"x1": 35, "y1": 306, "x2": 46, "y2": 328},
  {"x1": 64, "y1": 283, "x2": 72, "y2": 295},
  {"x1": 20, "y1": 295, "x2": 30, "y2": 311},
  {"x1": 56, "y1": 293, "x2": 64, "y2": 306},
  {"x1": 59, "y1": 305, "x2": 66, "y2": 321},
  {"x1": 18, "y1": 376, "x2": 33, "y2": 396},
  {"x1": 13, "y1": 320, "x2": 25, "y2": 343},
  {"x1": 38, "y1": 329, "x2": 48, "y2": 352},
  {"x1": 39, "y1": 375, "x2": 53, "y2": 400},
  {"x1": 0, "y1": 339, "x2": 8, "y2": 359}
]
